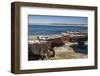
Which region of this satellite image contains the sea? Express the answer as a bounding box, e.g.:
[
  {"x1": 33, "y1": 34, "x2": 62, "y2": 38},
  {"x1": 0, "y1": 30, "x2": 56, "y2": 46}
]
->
[{"x1": 28, "y1": 25, "x2": 88, "y2": 35}]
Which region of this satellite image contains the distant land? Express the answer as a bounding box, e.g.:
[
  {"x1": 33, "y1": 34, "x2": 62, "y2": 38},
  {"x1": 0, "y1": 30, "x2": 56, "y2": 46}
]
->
[
  {"x1": 29, "y1": 23, "x2": 88, "y2": 26},
  {"x1": 51, "y1": 23, "x2": 87, "y2": 25}
]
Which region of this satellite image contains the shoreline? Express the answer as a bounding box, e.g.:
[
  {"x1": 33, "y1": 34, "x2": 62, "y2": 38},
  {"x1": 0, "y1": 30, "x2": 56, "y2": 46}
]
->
[
  {"x1": 28, "y1": 42, "x2": 87, "y2": 60},
  {"x1": 28, "y1": 34, "x2": 62, "y2": 40},
  {"x1": 28, "y1": 33, "x2": 88, "y2": 60}
]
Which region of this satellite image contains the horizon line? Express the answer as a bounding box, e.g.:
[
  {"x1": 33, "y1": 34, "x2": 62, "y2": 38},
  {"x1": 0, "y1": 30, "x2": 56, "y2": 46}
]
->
[{"x1": 29, "y1": 23, "x2": 88, "y2": 25}]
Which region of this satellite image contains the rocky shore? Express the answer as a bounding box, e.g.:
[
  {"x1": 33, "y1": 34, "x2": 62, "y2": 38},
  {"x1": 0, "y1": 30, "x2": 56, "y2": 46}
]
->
[
  {"x1": 51, "y1": 44, "x2": 87, "y2": 60},
  {"x1": 28, "y1": 34, "x2": 88, "y2": 60}
]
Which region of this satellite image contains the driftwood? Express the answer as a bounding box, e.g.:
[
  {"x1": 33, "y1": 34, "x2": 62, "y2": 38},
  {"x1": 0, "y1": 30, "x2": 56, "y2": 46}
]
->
[
  {"x1": 47, "y1": 36, "x2": 69, "y2": 48},
  {"x1": 29, "y1": 42, "x2": 49, "y2": 55},
  {"x1": 28, "y1": 41, "x2": 54, "y2": 60},
  {"x1": 28, "y1": 36, "x2": 69, "y2": 60}
]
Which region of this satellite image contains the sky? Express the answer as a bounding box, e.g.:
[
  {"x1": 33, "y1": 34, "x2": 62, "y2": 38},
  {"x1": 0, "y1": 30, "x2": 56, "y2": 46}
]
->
[{"x1": 28, "y1": 15, "x2": 88, "y2": 25}]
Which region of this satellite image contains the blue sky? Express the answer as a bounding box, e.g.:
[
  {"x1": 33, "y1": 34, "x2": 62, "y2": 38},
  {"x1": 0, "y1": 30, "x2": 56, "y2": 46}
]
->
[{"x1": 28, "y1": 15, "x2": 88, "y2": 25}]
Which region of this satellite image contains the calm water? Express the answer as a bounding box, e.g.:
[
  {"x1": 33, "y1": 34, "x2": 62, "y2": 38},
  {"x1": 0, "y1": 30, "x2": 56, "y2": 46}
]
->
[{"x1": 28, "y1": 25, "x2": 88, "y2": 35}]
